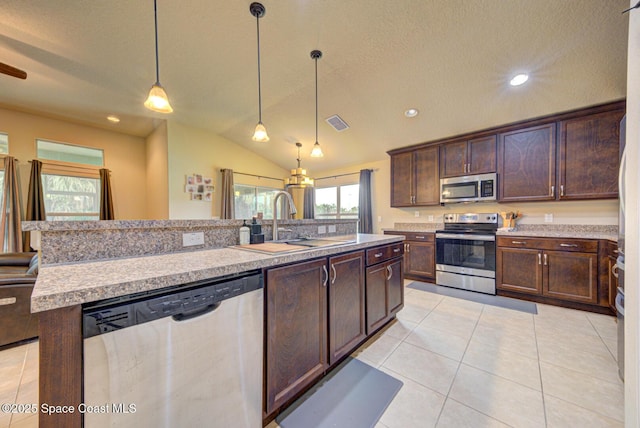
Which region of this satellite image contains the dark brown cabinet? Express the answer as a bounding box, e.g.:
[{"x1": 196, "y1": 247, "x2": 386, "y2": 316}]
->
[
  {"x1": 265, "y1": 258, "x2": 328, "y2": 414},
  {"x1": 328, "y1": 252, "x2": 366, "y2": 365},
  {"x1": 558, "y1": 109, "x2": 624, "y2": 200},
  {"x1": 606, "y1": 240, "x2": 619, "y2": 314},
  {"x1": 265, "y1": 250, "x2": 367, "y2": 416},
  {"x1": 384, "y1": 231, "x2": 435, "y2": 281},
  {"x1": 440, "y1": 135, "x2": 496, "y2": 177},
  {"x1": 498, "y1": 124, "x2": 557, "y2": 202},
  {"x1": 365, "y1": 243, "x2": 404, "y2": 334},
  {"x1": 497, "y1": 236, "x2": 599, "y2": 306},
  {"x1": 390, "y1": 146, "x2": 439, "y2": 207}
]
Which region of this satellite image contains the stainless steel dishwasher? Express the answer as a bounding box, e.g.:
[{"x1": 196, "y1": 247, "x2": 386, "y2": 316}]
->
[{"x1": 82, "y1": 271, "x2": 263, "y2": 428}]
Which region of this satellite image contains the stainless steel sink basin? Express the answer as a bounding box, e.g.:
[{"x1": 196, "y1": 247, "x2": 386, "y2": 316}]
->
[{"x1": 279, "y1": 237, "x2": 356, "y2": 247}]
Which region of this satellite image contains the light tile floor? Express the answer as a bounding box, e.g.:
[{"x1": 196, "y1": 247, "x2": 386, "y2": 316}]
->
[{"x1": 1, "y1": 281, "x2": 624, "y2": 427}]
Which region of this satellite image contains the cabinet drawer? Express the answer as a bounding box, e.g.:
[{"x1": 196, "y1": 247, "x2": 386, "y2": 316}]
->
[
  {"x1": 497, "y1": 236, "x2": 597, "y2": 253},
  {"x1": 403, "y1": 232, "x2": 434, "y2": 242},
  {"x1": 366, "y1": 243, "x2": 404, "y2": 265}
]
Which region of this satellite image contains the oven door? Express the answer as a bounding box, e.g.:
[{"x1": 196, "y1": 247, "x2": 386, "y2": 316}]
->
[{"x1": 435, "y1": 233, "x2": 496, "y2": 277}]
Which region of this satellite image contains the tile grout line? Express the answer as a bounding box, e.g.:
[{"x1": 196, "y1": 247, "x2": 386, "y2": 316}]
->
[
  {"x1": 533, "y1": 311, "x2": 549, "y2": 428},
  {"x1": 6, "y1": 345, "x2": 30, "y2": 428}
]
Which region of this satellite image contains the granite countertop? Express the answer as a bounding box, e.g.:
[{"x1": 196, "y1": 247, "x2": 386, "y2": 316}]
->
[{"x1": 31, "y1": 234, "x2": 403, "y2": 313}]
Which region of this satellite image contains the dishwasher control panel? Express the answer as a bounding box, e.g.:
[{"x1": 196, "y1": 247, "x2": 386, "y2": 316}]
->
[{"x1": 83, "y1": 272, "x2": 262, "y2": 339}]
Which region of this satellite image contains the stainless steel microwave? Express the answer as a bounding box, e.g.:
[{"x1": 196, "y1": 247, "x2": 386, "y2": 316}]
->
[{"x1": 440, "y1": 173, "x2": 497, "y2": 203}]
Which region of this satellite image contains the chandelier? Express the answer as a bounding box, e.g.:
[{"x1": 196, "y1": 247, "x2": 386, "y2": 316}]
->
[{"x1": 285, "y1": 143, "x2": 314, "y2": 187}]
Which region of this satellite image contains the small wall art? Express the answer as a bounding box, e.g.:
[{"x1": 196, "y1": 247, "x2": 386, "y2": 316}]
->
[{"x1": 185, "y1": 174, "x2": 214, "y2": 201}]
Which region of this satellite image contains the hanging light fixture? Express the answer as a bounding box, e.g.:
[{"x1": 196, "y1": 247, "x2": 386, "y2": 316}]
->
[
  {"x1": 285, "y1": 143, "x2": 314, "y2": 186},
  {"x1": 144, "y1": 0, "x2": 173, "y2": 113},
  {"x1": 250, "y1": 2, "x2": 269, "y2": 142},
  {"x1": 309, "y1": 50, "x2": 324, "y2": 157}
]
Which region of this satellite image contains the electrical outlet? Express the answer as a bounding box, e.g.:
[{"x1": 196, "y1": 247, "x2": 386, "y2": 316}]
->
[
  {"x1": 544, "y1": 213, "x2": 553, "y2": 223},
  {"x1": 318, "y1": 225, "x2": 327, "y2": 234},
  {"x1": 428, "y1": 215, "x2": 434, "y2": 222},
  {"x1": 328, "y1": 225, "x2": 337, "y2": 233},
  {"x1": 414, "y1": 211, "x2": 420, "y2": 217},
  {"x1": 182, "y1": 232, "x2": 205, "y2": 247},
  {"x1": 377, "y1": 216, "x2": 382, "y2": 223}
]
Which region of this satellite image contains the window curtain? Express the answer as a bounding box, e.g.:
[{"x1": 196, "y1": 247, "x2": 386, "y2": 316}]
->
[
  {"x1": 99, "y1": 168, "x2": 114, "y2": 220},
  {"x1": 24, "y1": 160, "x2": 46, "y2": 251},
  {"x1": 358, "y1": 169, "x2": 373, "y2": 234},
  {"x1": 220, "y1": 169, "x2": 235, "y2": 219},
  {"x1": 0, "y1": 156, "x2": 24, "y2": 252},
  {"x1": 303, "y1": 186, "x2": 315, "y2": 219}
]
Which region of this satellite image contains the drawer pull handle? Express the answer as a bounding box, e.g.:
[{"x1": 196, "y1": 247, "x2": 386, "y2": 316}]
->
[
  {"x1": 559, "y1": 244, "x2": 578, "y2": 247},
  {"x1": 538, "y1": 253, "x2": 542, "y2": 265},
  {"x1": 512, "y1": 241, "x2": 527, "y2": 245},
  {"x1": 374, "y1": 253, "x2": 383, "y2": 258},
  {"x1": 415, "y1": 235, "x2": 425, "y2": 239},
  {"x1": 387, "y1": 265, "x2": 393, "y2": 280},
  {"x1": 0, "y1": 297, "x2": 17, "y2": 306},
  {"x1": 331, "y1": 264, "x2": 337, "y2": 284},
  {"x1": 322, "y1": 265, "x2": 328, "y2": 287},
  {"x1": 550, "y1": 185, "x2": 555, "y2": 197},
  {"x1": 543, "y1": 254, "x2": 548, "y2": 266},
  {"x1": 393, "y1": 248, "x2": 401, "y2": 253}
]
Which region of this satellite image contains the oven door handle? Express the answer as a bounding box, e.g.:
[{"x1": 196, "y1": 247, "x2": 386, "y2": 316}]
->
[{"x1": 435, "y1": 233, "x2": 495, "y2": 241}]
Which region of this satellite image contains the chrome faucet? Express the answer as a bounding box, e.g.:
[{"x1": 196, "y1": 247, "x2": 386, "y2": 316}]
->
[{"x1": 273, "y1": 191, "x2": 297, "y2": 241}]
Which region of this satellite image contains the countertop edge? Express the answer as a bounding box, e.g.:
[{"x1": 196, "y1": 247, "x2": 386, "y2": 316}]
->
[{"x1": 31, "y1": 234, "x2": 403, "y2": 313}]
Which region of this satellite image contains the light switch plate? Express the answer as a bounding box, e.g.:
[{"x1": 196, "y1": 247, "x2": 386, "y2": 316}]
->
[
  {"x1": 414, "y1": 211, "x2": 420, "y2": 217},
  {"x1": 328, "y1": 225, "x2": 337, "y2": 233},
  {"x1": 318, "y1": 225, "x2": 327, "y2": 234},
  {"x1": 544, "y1": 213, "x2": 553, "y2": 223},
  {"x1": 428, "y1": 215, "x2": 434, "y2": 222},
  {"x1": 182, "y1": 232, "x2": 205, "y2": 246}
]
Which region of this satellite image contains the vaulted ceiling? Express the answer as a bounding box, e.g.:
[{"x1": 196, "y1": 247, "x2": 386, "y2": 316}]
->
[{"x1": 0, "y1": 0, "x2": 630, "y2": 172}]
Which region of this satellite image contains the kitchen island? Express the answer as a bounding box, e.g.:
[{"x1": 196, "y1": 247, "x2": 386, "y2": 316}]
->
[{"x1": 25, "y1": 219, "x2": 403, "y2": 428}]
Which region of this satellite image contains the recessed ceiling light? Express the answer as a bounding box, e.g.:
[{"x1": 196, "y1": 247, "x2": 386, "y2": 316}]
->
[
  {"x1": 510, "y1": 74, "x2": 529, "y2": 86},
  {"x1": 404, "y1": 108, "x2": 419, "y2": 118},
  {"x1": 106, "y1": 115, "x2": 120, "y2": 123}
]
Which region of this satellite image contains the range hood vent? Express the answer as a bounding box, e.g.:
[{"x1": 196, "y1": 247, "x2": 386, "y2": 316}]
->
[{"x1": 325, "y1": 114, "x2": 349, "y2": 132}]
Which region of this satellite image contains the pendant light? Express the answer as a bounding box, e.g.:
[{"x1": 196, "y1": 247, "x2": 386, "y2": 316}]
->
[
  {"x1": 309, "y1": 50, "x2": 324, "y2": 157},
  {"x1": 250, "y1": 2, "x2": 269, "y2": 142},
  {"x1": 144, "y1": 0, "x2": 173, "y2": 113},
  {"x1": 285, "y1": 143, "x2": 314, "y2": 186}
]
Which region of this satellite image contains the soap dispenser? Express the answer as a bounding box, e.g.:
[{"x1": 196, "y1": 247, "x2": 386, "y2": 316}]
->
[{"x1": 239, "y1": 220, "x2": 250, "y2": 245}]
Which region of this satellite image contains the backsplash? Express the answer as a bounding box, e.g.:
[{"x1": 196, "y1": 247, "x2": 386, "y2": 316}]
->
[{"x1": 23, "y1": 219, "x2": 358, "y2": 265}]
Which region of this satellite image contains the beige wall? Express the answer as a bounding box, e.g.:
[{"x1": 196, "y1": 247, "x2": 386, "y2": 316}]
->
[
  {"x1": 0, "y1": 108, "x2": 147, "y2": 219},
  {"x1": 315, "y1": 158, "x2": 618, "y2": 234},
  {"x1": 165, "y1": 121, "x2": 288, "y2": 219},
  {"x1": 145, "y1": 121, "x2": 169, "y2": 219}
]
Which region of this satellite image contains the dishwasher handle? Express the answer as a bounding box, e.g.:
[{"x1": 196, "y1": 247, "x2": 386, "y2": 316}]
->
[{"x1": 172, "y1": 302, "x2": 221, "y2": 322}]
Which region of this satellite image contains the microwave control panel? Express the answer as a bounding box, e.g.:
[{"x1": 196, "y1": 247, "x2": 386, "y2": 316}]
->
[{"x1": 480, "y1": 179, "x2": 494, "y2": 197}]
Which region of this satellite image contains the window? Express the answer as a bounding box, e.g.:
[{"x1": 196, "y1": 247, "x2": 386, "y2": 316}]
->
[
  {"x1": 0, "y1": 132, "x2": 8, "y2": 154},
  {"x1": 36, "y1": 139, "x2": 103, "y2": 221},
  {"x1": 234, "y1": 184, "x2": 281, "y2": 219},
  {"x1": 315, "y1": 184, "x2": 359, "y2": 219},
  {"x1": 37, "y1": 139, "x2": 104, "y2": 166}
]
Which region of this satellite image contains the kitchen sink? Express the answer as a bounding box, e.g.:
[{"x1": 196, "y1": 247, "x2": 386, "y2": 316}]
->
[
  {"x1": 233, "y1": 236, "x2": 357, "y2": 255},
  {"x1": 280, "y1": 237, "x2": 356, "y2": 247}
]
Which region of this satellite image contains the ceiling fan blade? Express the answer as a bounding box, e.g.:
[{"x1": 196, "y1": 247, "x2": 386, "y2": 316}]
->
[{"x1": 0, "y1": 62, "x2": 27, "y2": 79}]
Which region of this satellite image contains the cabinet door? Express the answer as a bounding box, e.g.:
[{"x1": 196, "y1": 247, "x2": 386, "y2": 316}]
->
[
  {"x1": 390, "y1": 152, "x2": 413, "y2": 207},
  {"x1": 439, "y1": 140, "x2": 467, "y2": 177},
  {"x1": 365, "y1": 264, "x2": 389, "y2": 334},
  {"x1": 559, "y1": 109, "x2": 624, "y2": 200},
  {"x1": 265, "y1": 259, "x2": 328, "y2": 413},
  {"x1": 414, "y1": 146, "x2": 440, "y2": 205},
  {"x1": 499, "y1": 124, "x2": 556, "y2": 202},
  {"x1": 387, "y1": 258, "x2": 404, "y2": 315},
  {"x1": 406, "y1": 241, "x2": 435, "y2": 279},
  {"x1": 544, "y1": 251, "x2": 598, "y2": 304},
  {"x1": 328, "y1": 252, "x2": 366, "y2": 365},
  {"x1": 496, "y1": 247, "x2": 542, "y2": 295},
  {"x1": 468, "y1": 135, "x2": 497, "y2": 174},
  {"x1": 608, "y1": 256, "x2": 619, "y2": 313}
]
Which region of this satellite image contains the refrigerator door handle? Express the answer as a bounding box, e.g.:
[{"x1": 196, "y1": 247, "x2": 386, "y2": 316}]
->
[
  {"x1": 616, "y1": 287, "x2": 625, "y2": 317},
  {"x1": 619, "y1": 147, "x2": 626, "y2": 216}
]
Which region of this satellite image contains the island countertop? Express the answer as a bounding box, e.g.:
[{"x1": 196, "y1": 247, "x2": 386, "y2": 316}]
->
[{"x1": 31, "y1": 233, "x2": 403, "y2": 313}]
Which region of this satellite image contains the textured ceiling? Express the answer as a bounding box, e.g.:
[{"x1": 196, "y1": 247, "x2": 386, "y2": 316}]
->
[{"x1": 0, "y1": 0, "x2": 630, "y2": 172}]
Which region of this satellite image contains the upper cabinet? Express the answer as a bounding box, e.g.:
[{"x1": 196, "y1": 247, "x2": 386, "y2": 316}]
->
[
  {"x1": 440, "y1": 135, "x2": 497, "y2": 178},
  {"x1": 390, "y1": 146, "x2": 439, "y2": 207},
  {"x1": 498, "y1": 124, "x2": 557, "y2": 202},
  {"x1": 558, "y1": 108, "x2": 624, "y2": 200}
]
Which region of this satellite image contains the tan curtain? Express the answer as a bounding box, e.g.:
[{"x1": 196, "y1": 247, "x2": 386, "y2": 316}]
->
[
  {"x1": 24, "y1": 160, "x2": 46, "y2": 251},
  {"x1": 220, "y1": 169, "x2": 235, "y2": 219},
  {"x1": 0, "y1": 156, "x2": 24, "y2": 252},
  {"x1": 99, "y1": 168, "x2": 114, "y2": 220}
]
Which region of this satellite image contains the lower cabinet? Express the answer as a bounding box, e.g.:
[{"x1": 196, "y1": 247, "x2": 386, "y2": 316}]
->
[
  {"x1": 497, "y1": 236, "x2": 599, "y2": 306},
  {"x1": 384, "y1": 231, "x2": 435, "y2": 281},
  {"x1": 365, "y1": 244, "x2": 404, "y2": 334},
  {"x1": 264, "y1": 251, "x2": 366, "y2": 416},
  {"x1": 606, "y1": 240, "x2": 619, "y2": 314}
]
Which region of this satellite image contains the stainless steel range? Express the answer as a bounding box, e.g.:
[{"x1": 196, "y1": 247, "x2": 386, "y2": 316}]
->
[{"x1": 435, "y1": 213, "x2": 499, "y2": 295}]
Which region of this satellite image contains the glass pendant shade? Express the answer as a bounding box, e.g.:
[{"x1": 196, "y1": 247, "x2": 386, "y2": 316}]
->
[
  {"x1": 144, "y1": 83, "x2": 173, "y2": 113},
  {"x1": 252, "y1": 121, "x2": 269, "y2": 142},
  {"x1": 310, "y1": 141, "x2": 324, "y2": 157}
]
